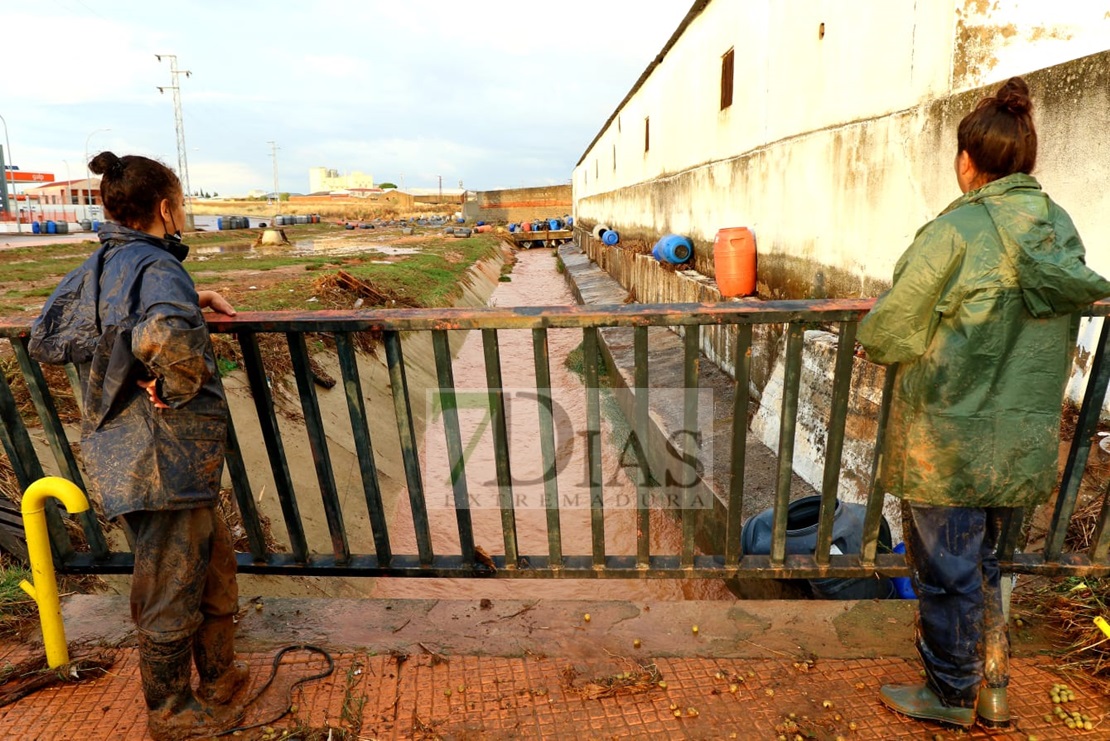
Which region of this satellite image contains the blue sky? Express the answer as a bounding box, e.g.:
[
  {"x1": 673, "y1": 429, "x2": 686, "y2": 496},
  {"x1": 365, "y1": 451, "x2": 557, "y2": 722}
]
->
[{"x1": 0, "y1": 1, "x2": 690, "y2": 196}]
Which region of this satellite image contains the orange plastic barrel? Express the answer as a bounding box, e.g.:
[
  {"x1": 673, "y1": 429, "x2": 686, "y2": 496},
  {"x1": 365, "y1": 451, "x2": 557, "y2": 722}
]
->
[{"x1": 713, "y1": 227, "x2": 756, "y2": 297}]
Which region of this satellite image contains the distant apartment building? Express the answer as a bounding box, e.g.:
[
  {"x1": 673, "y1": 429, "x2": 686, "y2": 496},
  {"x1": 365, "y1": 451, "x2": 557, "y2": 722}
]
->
[
  {"x1": 23, "y1": 178, "x2": 102, "y2": 205},
  {"x1": 308, "y1": 167, "x2": 374, "y2": 194}
]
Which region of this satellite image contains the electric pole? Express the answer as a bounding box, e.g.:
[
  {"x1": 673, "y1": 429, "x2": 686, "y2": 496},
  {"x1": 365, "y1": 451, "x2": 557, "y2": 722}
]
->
[
  {"x1": 156, "y1": 54, "x2": 193, "y2": 224},
  {"x1": 268, "y1": 140, "x2": 280, "y2": 203},
  {"x1": 438, "y1": 174, "x2": 442, "y2": 203}
]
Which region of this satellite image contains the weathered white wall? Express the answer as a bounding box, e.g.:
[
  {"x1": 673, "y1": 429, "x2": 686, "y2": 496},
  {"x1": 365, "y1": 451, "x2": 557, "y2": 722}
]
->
[
  {"x1": 574, "y1": 0, "x2": 1110, "y2": 410},
  {"x1": 574, "y1": 0, "x2": 1110, "y2": 283}
]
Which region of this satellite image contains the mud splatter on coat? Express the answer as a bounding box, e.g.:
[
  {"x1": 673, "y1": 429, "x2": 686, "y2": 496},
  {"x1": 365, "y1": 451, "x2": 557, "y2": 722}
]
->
[
  {"x1": 858, "y1": 174, "x2": 1110, "y2": 508},
  {"x1": 30, "y1": 222, "x2": 227, "y2": 519}
]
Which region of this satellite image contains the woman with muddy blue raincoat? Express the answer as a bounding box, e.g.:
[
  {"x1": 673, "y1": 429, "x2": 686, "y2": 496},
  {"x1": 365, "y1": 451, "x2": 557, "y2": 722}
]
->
[
  {"x1": 29, "y1": 151, "x2": 250, "y2": 740},
  {"x1": 857, "y1": 77, "x2": 1110, "y2": 730}
]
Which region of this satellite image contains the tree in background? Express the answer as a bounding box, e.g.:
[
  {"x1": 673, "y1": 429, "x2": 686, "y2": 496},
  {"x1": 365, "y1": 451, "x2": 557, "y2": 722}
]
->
[{"x1": 377, "y1": 182, "x2": 398, "y2": 190}]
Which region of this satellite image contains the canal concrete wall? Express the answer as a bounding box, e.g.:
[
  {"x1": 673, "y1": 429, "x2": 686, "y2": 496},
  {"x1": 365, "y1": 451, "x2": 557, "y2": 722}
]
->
[{"x1": 569, "y1": 231, "x2": 899, "y2": 538}]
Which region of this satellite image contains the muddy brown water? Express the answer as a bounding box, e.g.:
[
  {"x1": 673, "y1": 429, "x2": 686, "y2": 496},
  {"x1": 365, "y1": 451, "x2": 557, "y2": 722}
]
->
[{"x1": 371, "y1": 248, "x2": 732, "y2": 601}]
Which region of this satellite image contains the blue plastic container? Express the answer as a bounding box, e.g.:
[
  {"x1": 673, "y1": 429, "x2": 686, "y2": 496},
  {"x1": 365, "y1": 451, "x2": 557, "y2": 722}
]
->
[
  {"x1": 46, "y1": 221, "x2": 56, "y2": 234},
  {"x1": 508, "y1": 224, "x2": 517, "y2": 233},
  {"x1": 891, "y1": 543, "x2": 916, "y2": 599},
  {"x1": 217, "y1": 217, "x2": 225, "y2": 230},
  {"x1": 31, "y1": 221, "x2": 40, "y2": 234},
  {"x1": 476, "y1": 220, "x2": 485, "y2": 227},
  {"x1": 652, "y1": 234, "x2": 693, "y2": 264},
  {"x1": 602, "y1": 229, "x2": 620, "y2": 246},
  {"x1": 92, "y1": 220, "x2": 100, "y2": 232},
  {"x1": 742, "y1": 496, "x2": 895, "y2": 600},
  {"x1": 566, "y1": 216, "x2": 574, "y2": 226},
  {"x1": 548, "y1": 218, "x2": 563, "y2": 230}
]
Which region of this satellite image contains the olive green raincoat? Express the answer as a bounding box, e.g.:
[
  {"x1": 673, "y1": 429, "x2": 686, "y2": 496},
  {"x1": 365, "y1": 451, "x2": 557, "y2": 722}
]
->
[{"x1": 858, "y1": 174, "x2": 1110, "y2": 508}]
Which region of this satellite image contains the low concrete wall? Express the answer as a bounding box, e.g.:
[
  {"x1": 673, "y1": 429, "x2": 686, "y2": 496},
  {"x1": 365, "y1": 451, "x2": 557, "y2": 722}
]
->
[
  {"x1": 469, "y1": 185, "x2": 572, "y2": 224},
  {"x1": 573, "y1": 229, "x2": 898, "y2": 539}
]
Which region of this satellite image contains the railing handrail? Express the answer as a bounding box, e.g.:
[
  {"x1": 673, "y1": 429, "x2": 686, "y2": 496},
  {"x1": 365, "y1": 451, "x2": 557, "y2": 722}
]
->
[{"x1": 1, "y1": 297, "x2": 1107, "y2": 583}]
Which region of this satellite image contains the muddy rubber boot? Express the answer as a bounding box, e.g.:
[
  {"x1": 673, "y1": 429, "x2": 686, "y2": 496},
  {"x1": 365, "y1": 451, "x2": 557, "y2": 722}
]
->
[
  {"x1": 879, "y1": 684, "x2": 976, "y2": 729},
  {"x1": 139, "y1": 635, "x2": 241, "y2": 741},
  {"x1": 194, "y1": 615, "x2": 250, "y2": 706},
  {"x1": 976, "y1": 687, "x2": 1011, "y2": 728}
]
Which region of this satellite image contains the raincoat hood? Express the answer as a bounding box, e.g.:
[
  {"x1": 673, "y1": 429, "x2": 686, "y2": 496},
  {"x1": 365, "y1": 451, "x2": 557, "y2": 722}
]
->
[
  {"x1": 943, "y1": 173, "x2": 1110, "y2": 318},
  {"x1": 98, "y1": 220, "x2": 191, "y2": 263}
]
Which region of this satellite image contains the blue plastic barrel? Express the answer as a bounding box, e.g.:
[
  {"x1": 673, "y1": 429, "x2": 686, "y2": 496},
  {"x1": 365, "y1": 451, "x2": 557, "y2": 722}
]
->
[
  {"x1": 92, "y1": 220, "x2": 100, "y2": 232},
  {"x1": 566, "y1": 216, "x2": 574, "y2": 226},
  {"x1": 652, "y1": 234, "x2": 693, "y2": 264},
  {"x1": 46, "y1": 221, "x2": 56, "y2": 234},
  {"x1": 891, "y1": 543, "x2": 915, "y2": 599},
  {"x1": 476, "y1": 220, "x2": 485, "y2": 227},
  {"x1": 507, "y1": 224, "x2": 516, "y2": 233},
  {"x1": 456, "y1": 217, "x2": 465, "y2": 224},
  {"x1": 548, "y1": 218, "x2": 563, "y2": 230},
  {"x1": 31, "y1": 221, "x2": 40, "y2": 234},
  {"x1": 217, "y1": 217, "x2": 225, "y2": 230},
  {"x1": 602, "y1": 229, "x2": 620, "y2": 246}
]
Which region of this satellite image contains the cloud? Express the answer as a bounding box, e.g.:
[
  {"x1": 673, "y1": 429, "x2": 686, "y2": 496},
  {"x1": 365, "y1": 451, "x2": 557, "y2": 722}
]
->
[{"x1": 2, "y1": 0, "x2": 690, "y2": 193}]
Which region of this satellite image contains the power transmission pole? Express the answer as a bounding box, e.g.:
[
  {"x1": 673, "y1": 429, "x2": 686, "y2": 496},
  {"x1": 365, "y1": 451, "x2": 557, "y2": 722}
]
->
[
  {"x1": 438, "y1": 174, "x2": 442, "y2": 203},
  {"x1": 268, "y1": 141, "x2": 280, "y2": 203},
  {"x1": 156, "y1": 54, "x2": 193, "y2": 224}
]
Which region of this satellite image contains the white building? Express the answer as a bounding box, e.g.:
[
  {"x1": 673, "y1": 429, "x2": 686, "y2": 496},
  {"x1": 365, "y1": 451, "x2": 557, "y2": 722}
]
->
[
  {"x1": 308, "y1": 167, "x2": 374, "y2": 194},
  {"x1": 574, "y1": 0, "x2": 1110, "y2": 295}
]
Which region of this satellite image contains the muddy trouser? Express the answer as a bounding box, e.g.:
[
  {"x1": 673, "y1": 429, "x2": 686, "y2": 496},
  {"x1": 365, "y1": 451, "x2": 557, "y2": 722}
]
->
[
  {"x1": 903, "y1": 503, "x2": 1011, "y2": 708},
  {"x1": 123, "y1": 507, "x2": 239, "y2": 645}
]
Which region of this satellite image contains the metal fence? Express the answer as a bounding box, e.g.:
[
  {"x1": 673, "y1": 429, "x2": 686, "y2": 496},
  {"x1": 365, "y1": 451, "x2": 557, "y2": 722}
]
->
[{"x1": 1, "y1": 299, "x2": 1108, "y2": 581}]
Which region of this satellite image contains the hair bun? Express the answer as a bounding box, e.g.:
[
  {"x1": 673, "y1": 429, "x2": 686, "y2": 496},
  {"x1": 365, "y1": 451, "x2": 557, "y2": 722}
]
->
[
  {"x1": 88, "y1": 151, "x2": 122, "y2": 176},
  {"x1": 995, "y1": 77, "x2": 1032, "y2": 115}
]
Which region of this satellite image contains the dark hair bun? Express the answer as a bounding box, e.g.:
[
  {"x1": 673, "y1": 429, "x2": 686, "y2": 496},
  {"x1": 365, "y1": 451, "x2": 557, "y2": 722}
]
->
[
  {"x1": 88, "y1": 151, "x2": 122, "y2": 176},
  {"x1": 995, "y1": 77, "x2": 1032, "y2": 115}
]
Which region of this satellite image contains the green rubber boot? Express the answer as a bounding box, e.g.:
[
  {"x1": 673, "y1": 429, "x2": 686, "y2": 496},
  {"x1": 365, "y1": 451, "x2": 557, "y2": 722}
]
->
[
  {"x1": 879, "y1": 684, "x2": 976, "y2": 728},
  {"x1": 976, "y1": 687, "x2": 1011, "y2": 728}
]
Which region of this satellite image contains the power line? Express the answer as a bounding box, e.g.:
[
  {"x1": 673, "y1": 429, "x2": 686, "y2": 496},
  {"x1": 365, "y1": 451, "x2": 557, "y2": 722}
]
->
[
  {"x1": 156, "y1": 54, "x2": 193, "y2": 217},
  {"x1": 268, "y1": 140, "x2": 280, "y2": 201}
]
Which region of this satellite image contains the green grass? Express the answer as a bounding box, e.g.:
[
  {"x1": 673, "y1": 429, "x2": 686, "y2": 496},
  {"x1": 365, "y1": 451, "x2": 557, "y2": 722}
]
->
[
  {"x1": 0, "y1": 227, "x2": 501, "y2": 315},
  {"x1": 0, "y1": 561, "x2": 32, "y2": 627},
  {"x1": 319, "y1": 236, "x2": 500, "y2": 309}
]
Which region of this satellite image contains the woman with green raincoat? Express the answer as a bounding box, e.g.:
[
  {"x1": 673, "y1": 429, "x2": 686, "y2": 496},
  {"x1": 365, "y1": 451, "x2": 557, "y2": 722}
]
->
[{"x1": 858, "y1": 77, "x2": 1110, "y2": 729}]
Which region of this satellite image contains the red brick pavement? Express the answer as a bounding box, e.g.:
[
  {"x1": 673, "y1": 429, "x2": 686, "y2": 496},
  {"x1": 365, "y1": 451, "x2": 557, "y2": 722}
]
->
[{"x1": 1, "y1": 644, "x2": 1104, "y2": 740}]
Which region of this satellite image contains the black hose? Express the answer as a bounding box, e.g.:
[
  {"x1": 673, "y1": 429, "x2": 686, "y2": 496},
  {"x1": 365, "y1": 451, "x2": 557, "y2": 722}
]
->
[{"x1": 216, "y1": 644, "x2": 335, "y2": 736}]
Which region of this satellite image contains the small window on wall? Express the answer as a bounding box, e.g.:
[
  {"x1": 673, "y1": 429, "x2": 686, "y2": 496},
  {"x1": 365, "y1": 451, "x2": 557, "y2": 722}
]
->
[
  {"x1": 612, "y1": 144, "x2": 616, "y2": 172},
  {"x1": 644, "y1": 117, "x2": 650, "y2": 153},
  {"x1": 721, "y1": 48, "x2": 735, "y2": 110},
  {"x1": 595, "y1": 159, "x2": 599, "y2": 179}
]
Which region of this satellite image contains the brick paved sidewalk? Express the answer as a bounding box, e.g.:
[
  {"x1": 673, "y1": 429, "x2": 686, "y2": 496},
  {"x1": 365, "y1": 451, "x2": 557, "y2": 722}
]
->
[
  {"x1": 1, "y1": 647, "x2": 1104, "y2": 739},
  {"x1": 0, "y1": 596, "x2": 1105, "y2": 739}
]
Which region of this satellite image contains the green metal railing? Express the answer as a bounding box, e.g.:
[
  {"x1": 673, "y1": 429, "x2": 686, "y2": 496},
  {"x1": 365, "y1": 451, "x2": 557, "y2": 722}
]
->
[{"x1": 0, "y1": 299, "x2": 1108, "y2": 580}]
